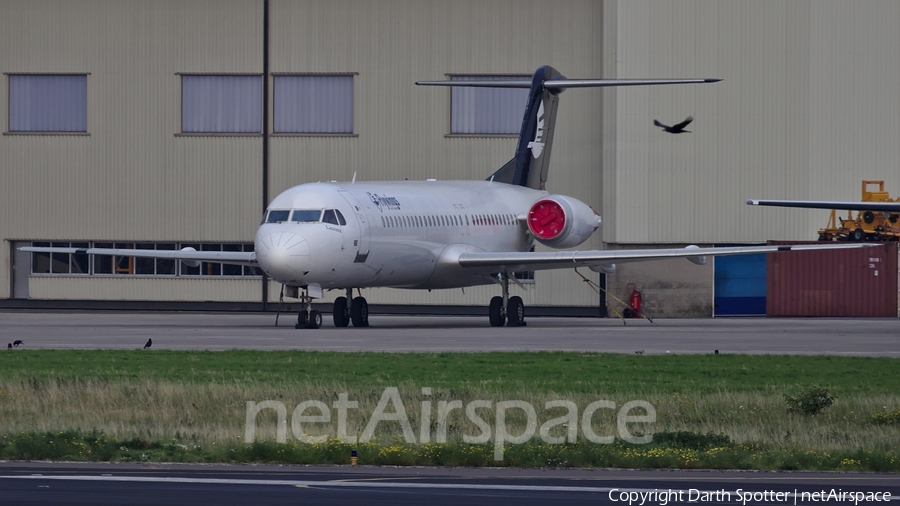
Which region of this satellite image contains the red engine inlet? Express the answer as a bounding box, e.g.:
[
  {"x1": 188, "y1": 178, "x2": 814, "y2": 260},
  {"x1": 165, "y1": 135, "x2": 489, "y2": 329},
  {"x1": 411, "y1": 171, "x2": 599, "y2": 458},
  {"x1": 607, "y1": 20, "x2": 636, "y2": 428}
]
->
[{"x1": 528, "y1": 199, "x2": 567, "y2": 240}]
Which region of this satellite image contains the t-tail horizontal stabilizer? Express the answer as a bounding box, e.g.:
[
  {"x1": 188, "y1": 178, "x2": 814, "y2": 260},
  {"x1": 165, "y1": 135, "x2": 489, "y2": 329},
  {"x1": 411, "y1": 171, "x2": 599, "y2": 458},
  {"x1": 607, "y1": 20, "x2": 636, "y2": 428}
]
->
[{"x1": 417, "y1": 66, "x2": 720, "y2": 191}]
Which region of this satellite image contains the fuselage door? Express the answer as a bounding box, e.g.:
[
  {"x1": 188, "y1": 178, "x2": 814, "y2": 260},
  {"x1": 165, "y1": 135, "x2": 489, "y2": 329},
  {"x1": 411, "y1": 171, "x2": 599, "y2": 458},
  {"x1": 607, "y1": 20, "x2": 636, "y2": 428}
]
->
[{"x1": 338, "y1": 190, "x2": 370, "y2": 262}]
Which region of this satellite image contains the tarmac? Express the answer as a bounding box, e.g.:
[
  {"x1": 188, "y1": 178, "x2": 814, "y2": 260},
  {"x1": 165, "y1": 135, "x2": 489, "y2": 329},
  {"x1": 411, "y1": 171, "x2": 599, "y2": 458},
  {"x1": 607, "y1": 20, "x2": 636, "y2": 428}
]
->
[{"x1": 1, "y1": 311, "x2": 898, "y2": 355}]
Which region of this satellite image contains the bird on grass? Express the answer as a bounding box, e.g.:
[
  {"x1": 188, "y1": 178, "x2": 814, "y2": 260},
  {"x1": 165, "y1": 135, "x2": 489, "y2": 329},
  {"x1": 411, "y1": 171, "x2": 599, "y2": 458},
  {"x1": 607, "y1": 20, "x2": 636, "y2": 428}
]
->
[
  {"x1": 653, "y1": 115, "x2": 694, "y2": 134},
  {"x1": 6, "y1": 343, "x2": 10, "y2": 350},
  {"x1": 143, "y1": 338, "x2": 152, "y2": 349},
  {"x1": 13, "y1": 340, "x2": 23, "y2": 347}
]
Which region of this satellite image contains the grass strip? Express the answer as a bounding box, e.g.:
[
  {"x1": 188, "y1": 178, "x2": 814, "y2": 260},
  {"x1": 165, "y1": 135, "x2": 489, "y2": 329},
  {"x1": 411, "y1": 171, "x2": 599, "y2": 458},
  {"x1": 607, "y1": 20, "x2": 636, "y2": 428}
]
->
[
  {"x1": 1, "y1": 350, "x2": 898, "y2": 395},
  {"x1": 2, "y1": 430, "x2": 897, "y2": 472},
  {"x1": 1, "y1": 350, "x2": 898, "y2": 470}
]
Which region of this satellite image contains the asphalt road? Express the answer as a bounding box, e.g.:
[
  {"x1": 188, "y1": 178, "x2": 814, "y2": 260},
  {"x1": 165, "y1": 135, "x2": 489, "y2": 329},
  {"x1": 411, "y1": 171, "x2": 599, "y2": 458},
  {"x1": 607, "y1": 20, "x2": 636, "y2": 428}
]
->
[
  {"x1": 1, "y1": 462, "x2": 898, "y2": 506},
  {"x1": 1, "y1": 311, "x2": 898, "y2": 355}
]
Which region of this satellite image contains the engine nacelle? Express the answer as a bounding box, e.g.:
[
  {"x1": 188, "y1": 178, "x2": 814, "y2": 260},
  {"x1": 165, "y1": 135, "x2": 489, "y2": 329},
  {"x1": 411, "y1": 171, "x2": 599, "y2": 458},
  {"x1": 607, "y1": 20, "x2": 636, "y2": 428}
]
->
[
  {"x1": 179, "y1": 247, "x2": 200, "y2": 268},
  {"x1": 527, "y1": 195, "x2": 601, "y2": 249}
]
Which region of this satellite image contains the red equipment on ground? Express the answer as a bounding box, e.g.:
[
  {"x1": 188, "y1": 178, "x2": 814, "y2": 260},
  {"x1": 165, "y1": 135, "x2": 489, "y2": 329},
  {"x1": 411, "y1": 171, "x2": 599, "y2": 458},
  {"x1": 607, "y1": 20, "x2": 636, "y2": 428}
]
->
[{"x1": 625, "y1": 282, "x2": 642, "y2": 318}]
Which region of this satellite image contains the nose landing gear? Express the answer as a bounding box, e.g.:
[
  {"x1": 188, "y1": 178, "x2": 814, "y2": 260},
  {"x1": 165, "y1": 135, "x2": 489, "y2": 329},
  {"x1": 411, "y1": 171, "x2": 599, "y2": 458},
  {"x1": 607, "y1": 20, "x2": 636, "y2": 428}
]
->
[{"x1": 295, "y1": 287, "x2": 322, "y2": 329}]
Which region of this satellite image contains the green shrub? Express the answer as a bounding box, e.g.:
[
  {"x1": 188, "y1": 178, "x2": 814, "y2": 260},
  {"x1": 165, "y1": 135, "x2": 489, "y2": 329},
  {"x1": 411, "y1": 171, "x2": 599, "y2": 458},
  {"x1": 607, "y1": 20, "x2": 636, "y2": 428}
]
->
[
  {"x1": 871, "y1": 409, "x2": 900, "y2": 425},
  {"x1": 785, "y1": 387, "x2": 835, "y2": 416},
  {"x1": 650, "y1": 431, "x2": 731, "y2": 451}
]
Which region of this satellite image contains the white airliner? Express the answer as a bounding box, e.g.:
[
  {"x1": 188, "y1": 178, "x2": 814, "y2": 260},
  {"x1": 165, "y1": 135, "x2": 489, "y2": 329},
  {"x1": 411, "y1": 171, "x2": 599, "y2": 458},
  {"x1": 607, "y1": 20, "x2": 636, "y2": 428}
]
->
[{"x1": 21, "y1": 66, "x2": 876, "y2": 329}]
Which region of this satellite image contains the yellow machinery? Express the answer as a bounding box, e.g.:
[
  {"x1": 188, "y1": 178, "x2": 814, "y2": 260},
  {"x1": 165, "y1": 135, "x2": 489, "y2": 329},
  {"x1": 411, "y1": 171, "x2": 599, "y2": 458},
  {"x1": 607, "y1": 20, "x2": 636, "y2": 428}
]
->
[{"x1": 818, "y1": 181, "x2": 900, "y2": 241}]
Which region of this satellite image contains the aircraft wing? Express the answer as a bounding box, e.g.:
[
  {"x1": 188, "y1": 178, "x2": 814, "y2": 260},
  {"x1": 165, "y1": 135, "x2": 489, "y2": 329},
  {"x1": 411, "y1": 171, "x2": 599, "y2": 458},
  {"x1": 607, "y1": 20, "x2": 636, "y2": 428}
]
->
[
  {"x1": 457, "y1": 243, "x2": 877, "y2": 274},
  {"x1": 747, "y1": 199, "x2": 900, "y2": 212},
  {"x1": 18, "y1": 246, "x2": 258, "y2": 266}
]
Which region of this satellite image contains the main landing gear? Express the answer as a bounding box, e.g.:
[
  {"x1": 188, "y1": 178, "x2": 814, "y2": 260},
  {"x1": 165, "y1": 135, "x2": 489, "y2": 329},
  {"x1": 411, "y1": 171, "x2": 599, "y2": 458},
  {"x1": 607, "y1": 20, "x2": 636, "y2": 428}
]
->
[
  {"x1": 488, "y1": 274, "x2": 526, "y2": 327},
  {"x1": 330, "y1": 288, "x2": 369, "y2": 328}
]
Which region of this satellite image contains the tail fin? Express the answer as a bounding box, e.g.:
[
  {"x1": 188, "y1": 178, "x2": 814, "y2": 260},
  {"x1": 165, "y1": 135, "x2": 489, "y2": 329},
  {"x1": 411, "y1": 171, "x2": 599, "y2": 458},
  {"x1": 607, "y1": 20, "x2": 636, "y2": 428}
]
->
[
  {"x1": 417, "y1": 67, "x2": 720, "y2": 190},
  {"x1": 503, "y1": 65, "x2": 563, "y2": 190}
]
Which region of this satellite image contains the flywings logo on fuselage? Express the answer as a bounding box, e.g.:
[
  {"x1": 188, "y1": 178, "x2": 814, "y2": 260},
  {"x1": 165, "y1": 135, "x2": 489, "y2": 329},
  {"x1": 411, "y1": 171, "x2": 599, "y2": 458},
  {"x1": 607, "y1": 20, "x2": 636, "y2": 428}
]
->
[
  {"x1": 526, "y1": 100, "x2": 545, "y2": 159},
  {"x1": 366, "y1": 192, "x2": 401, "y2": 212}
]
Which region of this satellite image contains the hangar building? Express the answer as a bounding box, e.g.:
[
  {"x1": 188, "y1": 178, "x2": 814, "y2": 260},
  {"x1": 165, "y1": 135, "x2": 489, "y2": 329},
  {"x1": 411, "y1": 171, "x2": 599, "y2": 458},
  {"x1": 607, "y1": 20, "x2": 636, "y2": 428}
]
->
[{"x1": 3, "y1": 1, "x2": 899, "y2": 316}]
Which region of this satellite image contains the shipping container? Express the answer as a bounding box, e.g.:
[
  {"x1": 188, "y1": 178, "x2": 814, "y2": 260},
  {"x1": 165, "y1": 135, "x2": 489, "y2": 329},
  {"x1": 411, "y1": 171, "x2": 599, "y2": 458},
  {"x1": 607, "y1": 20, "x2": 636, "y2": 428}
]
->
[{"x1": 766, "y1": 241, "x2": 899, "y2": 317}]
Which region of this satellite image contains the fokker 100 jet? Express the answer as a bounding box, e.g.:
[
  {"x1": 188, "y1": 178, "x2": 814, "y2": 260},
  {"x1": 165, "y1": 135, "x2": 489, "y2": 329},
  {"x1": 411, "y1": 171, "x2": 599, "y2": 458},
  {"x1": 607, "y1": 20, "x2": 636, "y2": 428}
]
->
[{"x1": 21, "y1": 66, "x2": 875, "y2": 329}]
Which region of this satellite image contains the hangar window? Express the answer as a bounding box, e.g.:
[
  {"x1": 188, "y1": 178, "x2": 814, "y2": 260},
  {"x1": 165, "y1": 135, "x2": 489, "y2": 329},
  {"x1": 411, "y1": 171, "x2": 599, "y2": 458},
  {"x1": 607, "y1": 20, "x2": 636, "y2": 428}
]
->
[
  {"x1": 134, "y1": 243, "x2": 177, "y2": 275},
  {"x1": 180, "y1": 74, "x2": 262, "y2": 134},
  {"x1": 7, "y1": 74, "x2": 88, "y2": 133},
  {"x1": 221, "y1": 244, "x2": 244, "y2": 276},
  {"x1": 274, "y1": 74, "x2": 354, "y2": 134},
  {"x1": 30, "y1": 241, "x2": 260, "y2": 278},
  {"x1": 200, "y1": 244, "x2": 222, "y2": 276},
  {"x1": 29, "y1": 241, "x2": 88, "y2": 274},
  {"x1": 450, "y1": 74, "x2": 529, "y2": 135}
]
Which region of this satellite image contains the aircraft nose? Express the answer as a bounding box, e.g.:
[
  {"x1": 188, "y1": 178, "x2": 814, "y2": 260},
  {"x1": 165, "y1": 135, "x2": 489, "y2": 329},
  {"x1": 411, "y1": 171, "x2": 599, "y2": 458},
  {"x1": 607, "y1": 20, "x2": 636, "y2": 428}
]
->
[{"x1": 255, "y1": 231, "x2": 310, "y2": 284}]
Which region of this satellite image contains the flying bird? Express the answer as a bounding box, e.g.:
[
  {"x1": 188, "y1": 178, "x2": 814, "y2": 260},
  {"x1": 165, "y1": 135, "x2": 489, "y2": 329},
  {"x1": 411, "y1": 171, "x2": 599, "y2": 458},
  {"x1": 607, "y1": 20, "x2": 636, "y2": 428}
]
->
[
  {"x1": 143, "y1": 338, "x2": 152, "y2": 349},
  {"x1": 13, "y1": 340, "x2": 23, "y2": 347},
  {"x1": 653, "y1": 115, "x2": 694, "y2": 134}
]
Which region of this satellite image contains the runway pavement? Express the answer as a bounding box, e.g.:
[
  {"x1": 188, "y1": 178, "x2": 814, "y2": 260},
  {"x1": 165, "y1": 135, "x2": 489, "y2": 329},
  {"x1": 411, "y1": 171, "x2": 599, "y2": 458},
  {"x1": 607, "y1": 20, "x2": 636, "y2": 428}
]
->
[
  {"x1": 0, "y1": 310, "x2": 898, "y2": 355},
  {"x1": 1, "y1": 462, "x2": 898, "y2": 506}
]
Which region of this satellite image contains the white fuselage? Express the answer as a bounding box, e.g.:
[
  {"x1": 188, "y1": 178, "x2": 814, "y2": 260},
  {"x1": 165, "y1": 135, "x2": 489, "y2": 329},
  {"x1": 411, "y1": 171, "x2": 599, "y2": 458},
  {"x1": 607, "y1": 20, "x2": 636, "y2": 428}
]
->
[{"x1": 254, "y1": 180, "x2": 550, "y2": 290}]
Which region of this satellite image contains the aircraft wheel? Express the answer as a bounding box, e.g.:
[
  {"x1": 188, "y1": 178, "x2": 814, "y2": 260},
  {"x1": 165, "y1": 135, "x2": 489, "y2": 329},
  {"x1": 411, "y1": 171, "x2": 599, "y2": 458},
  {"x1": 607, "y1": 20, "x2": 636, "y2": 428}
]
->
[
  {"x1": 296, "y1": 311, "x2": 310, "y2": 329},
  {"x1": 307, "y1": 310, "x2": 322, "y2": 329},
  {"x1": 333, "y1": 297, "x2": 350, "y2": 327},
  {"x1": 351, "y1": 297, "x2": 369, "y2": 327},
  {"x1": 488, "y1": 296, "x2": 505, "y2": 327},
  {"x1": 507, "y1": 296, "x2": 526, "y2": 327}
]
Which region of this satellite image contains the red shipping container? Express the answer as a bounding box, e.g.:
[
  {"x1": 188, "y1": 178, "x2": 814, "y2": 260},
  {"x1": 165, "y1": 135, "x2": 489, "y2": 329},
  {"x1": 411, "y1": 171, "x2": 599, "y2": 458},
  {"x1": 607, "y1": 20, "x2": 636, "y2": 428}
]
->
[{"x1": 766, "y1": 241, "x2": 899, "y2": 317}]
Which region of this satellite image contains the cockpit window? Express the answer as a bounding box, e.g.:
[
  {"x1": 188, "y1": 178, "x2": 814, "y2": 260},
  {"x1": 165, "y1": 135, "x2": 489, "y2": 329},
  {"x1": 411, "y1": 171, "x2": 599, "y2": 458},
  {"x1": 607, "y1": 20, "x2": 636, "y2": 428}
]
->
[
  {"x1": 291, "y1": 210, "x2": 322, "y2": 222},
  {"x1": 266, "y1": 210, "x2": 290, "y2": 223},
  {"x1": 335, "y1": 209, "x2": 347, "y2": 226},
  {"x1": 322, "y1": 209, "x2": 339, "y2": 225}
]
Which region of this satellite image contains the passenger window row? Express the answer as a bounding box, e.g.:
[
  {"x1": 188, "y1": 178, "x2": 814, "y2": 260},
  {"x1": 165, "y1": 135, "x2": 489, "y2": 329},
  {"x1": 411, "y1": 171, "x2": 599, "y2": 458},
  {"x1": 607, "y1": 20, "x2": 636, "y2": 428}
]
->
[{"x1": 379, "y1": 213, "x2": 518, "y2": 228}]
